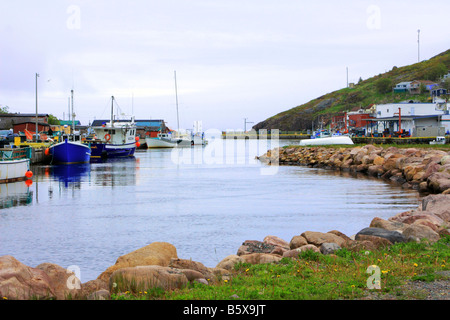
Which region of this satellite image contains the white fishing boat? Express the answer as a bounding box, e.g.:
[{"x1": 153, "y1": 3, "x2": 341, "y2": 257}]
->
[
  {"x1": 0, "y1": 147, "x2": 33, "y2": 183},
  {"x1": 176, "y1": 130, "x2": 207, "y2": 146},
  {"x1": 146, "y1": 132, "x2": 181, "y2": 148},
  {"x1": 86, "y1": 96, "x2": 138, "y2": 159},
  {"x1": 299, "y1": 131, "x2": 354, "y2": 146}
]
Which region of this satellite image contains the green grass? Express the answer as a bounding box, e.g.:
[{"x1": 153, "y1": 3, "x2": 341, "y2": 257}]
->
[{"x1": 110, "y1": 236, "x2": 450, "y2": 300}]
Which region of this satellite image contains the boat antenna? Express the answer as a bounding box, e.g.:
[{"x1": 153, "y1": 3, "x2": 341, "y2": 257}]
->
[{"x1": 174, "y1": 70, "x2": 180, "y2": 133}]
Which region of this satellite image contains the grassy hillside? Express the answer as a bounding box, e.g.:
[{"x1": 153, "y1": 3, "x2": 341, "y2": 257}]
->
[{"x1": 253, "y1": 49, "x2": 450, "y2": 132}]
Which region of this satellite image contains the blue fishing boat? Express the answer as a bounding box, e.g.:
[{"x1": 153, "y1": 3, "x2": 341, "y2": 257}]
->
[
  {"x1": 47, "y1": 90, "x2": 92, "y2": 164},
  {"x1": 48, "y1": 139, "x2": 91, "y2": 164},
  {"x1": 86, "y1": 96, "x2": 137, "y2": 160}
]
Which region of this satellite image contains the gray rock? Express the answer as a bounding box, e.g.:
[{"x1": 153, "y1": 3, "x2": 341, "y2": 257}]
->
[
  {"x1": 320, "y1": 243, "x2": 341, "y2": 255},
  {"x1": 356, "y1": 227, "x2": 406, "y2": 243}
]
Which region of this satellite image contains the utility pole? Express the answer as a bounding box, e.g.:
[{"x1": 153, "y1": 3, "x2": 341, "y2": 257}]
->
[
  {"x1": 244, "y1": 118, "x2": 253, "y2": 132},
  {"x1": 346, "y1": 67, "x2": 349, "y2": 88},
  {"x1": 417, "y1": 29, "x2": 420, "y2": 62}
]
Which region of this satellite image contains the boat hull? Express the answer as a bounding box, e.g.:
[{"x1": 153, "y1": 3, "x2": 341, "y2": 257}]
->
[
  {"x1": 49, "y1": 140, "x2": 91, "y2": 164},
  {"x1": 146, "y1": 137, "x2": 179, "y2": 148},
  {"x1": 299, "y1": 136, "x2": 354, "y2": 146},
  {"x1": 177, "y1": 135, "x2": 207, "y2": 147},
  {"x1": 0, "y1": 159, "x2": 30, "y2": 183},
  {"x1": 89, "y1": 142, "x2": 136, "y2": 159}
]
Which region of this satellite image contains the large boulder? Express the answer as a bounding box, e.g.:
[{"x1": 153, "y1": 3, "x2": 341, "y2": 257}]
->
[
  {"x1": 301, "y1": 231, "x2": 347, "y2": 247},
  {"x1": 236, "y1": 240, "x2": 276, "y2": 256},
  {"x1": 169, "y1": 258, "x2": 216, "y2": 283},
  {"x1": 283, "y1": 245, "x2": 320, "y2": 258},
  {"x1": 370, "y1": 217, "x2": 407, "y2": 232},
  {"x1": 216, "y1": 255, "x2": 243, "y2": 271},
  {"x1": 98, "y1": 242, "x2": 178, "y2": 282},
  {"x1": 427, "y1": 172, "x2": 450, "y2": 193},
  {"x1": 109, "y1": 265, "x2": 188, "y2": 293},
  {"x1": 353, "y1": 234, "x2": 393, "y2": 249},
  {"x1": 240, "y1": 253, "x2": 282, "y2": 265},
  {"x1": 0, "y1": 255, "x2": 55, "y2": 300},
  {"x1": 36, "y1": 263, "x2": 81, "y2": 300},
  {"x1": 355, "y1": 227, "x2": 406, "y2": 243},
  {"x1": 421, "y1": 194, "x2": 450, "y2": 223},
  {"x1": 263, "y1": 235, "x2": 290, "y2": 251},
  {"x1": 402, "y1": 224, "x2": 441, "y2": 243},
  {"x1": 289, "y1": 235, "x2": 308, "y2": 249},
  {"x1": 320, "y1": 243, "x2": 342, "y2": 255}
]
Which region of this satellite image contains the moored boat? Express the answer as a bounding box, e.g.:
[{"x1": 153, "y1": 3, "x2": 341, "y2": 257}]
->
[
  {"x1": 47, "y1": 139, "x2": 91, "y2": 164},
  {"x1": 176, "y1": 131, "x2": 207, "y2": 146},
  {"x1": 146, "y1": 132, "x2": 181, "y2": 148},
  {"x1": 86, "y1": 96, "x2": 138, "y2": 159},
  {"x1": 299, "y1": 131, "x2": 354, "y2": 146},
  {"x1": 0, "y1": 147, "x2": 33, "y2": 183},
  {"x1": 46, "y1": 89, "x2": 91, "y2": 164}
]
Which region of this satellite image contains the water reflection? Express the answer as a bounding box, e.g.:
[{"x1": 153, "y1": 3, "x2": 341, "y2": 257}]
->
[
  {"x1": 51, "y1": 164, "x2": 91, "y2": 188},
  {"x1": 90, "y1": 156, "x2": 137, "y2": 187},
  {"x1": 0, "y1": 181, "x2": 33, "y2": 209}
]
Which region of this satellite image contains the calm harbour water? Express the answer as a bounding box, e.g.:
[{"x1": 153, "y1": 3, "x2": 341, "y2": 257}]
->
[{"x1": 0, "y1": 138, "x2": 421, "y2": 282}]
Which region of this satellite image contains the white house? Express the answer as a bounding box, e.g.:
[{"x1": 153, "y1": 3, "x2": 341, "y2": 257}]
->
[
  {"x1": 393, "y1": 82, "x2": 412, "y2": 93},
  {"x1": 373, "y1": 102, "x2": 449, "y2": 136}
]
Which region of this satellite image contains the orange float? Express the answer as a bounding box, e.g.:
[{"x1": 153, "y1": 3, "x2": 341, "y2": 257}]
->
[{"x1": 25, "y1": 170, "x2": 33, "y2": 178}]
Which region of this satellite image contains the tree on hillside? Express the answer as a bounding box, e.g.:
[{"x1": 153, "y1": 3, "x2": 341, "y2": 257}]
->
[
  {"x1": 375, "y1": 78, "x2": 393, "y2": 94},
  {"x1": 425, "y1": 62, "x2": 448, "y2": 81}
]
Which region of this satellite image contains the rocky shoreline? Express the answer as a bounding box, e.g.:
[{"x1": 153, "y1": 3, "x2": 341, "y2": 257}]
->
[{"x1": 1, "y1": 144, "x2": 450, "y2": 300}]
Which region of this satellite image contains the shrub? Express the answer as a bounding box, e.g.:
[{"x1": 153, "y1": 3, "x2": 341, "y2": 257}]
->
[{"x1": 375, "y1": 78, "x2": 393, "y2": 94}]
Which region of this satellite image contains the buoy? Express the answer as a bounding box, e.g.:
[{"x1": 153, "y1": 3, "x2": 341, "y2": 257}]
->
[
  {"x1": 136, "y1": 141, "x2": 141, "y2": 148},
  {"x1": 135, "y1": 136, "x2": 140, "y2": 141},
  {"x1": 25, "y1": 179, "x2": 33, "y2": 187},
  {"x1": 45, "y1": 148, "x2": 50, "y2": 156},
  {"x1": 25, "y1": 170, "x2": 33, "y2": 178}
]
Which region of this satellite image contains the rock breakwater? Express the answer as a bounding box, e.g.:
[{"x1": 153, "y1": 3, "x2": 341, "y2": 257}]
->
[{"x1": 258, "y1": 144, "x2": 450, "y2": 194}]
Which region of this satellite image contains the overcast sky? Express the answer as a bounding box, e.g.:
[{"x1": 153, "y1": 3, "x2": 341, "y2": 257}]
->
[{"x1": 1, "y1": 1, "x2": 449, "y2": 131}]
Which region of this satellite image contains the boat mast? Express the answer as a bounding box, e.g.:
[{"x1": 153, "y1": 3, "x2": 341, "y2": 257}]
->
[
  {"x1": 71, "y1": 89, "x2": 74, "y2": 138},
  {"x1": 174, "y1": 71, "x2": 180, "y2": 135},
  {"x1": 111, "y1": 96, "x2": 114, "y2": 128}
]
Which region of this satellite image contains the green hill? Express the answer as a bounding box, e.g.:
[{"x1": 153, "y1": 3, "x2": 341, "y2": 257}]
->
[{"x1": 253, "y1": 49, "x2": 450, "y2": 132}]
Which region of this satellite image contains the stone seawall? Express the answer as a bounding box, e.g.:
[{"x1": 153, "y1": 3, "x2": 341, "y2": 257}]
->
[{"x1": 257, "y1": 144, "x2": 450, "y2": 195}]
